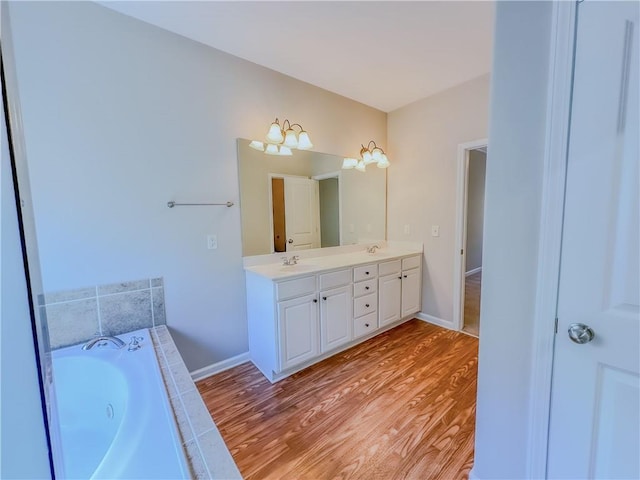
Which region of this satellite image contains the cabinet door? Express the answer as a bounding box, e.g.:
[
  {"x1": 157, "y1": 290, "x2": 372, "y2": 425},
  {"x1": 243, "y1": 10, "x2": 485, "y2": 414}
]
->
[
  {"x1": 401, "y1": 268, "x2": 421, "y2": 317},
  {"x1": 379, "y1": 274, "x2": 401, "y2": 326},
  {"x1": 320, "y1": 285, "x2": 352, "y2": 353},
  {"x1": 278, "y1": 294, "x2": 319, "y2": 371}
]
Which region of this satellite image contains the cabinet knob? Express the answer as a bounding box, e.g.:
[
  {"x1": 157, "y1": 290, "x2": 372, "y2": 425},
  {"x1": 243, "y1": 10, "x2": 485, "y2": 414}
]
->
[
  {"x1": 398, "y1": 276, "x2": 402, "y2": 279},
  {"x1": 365, "y1": 303, "x2": 370, "y2": 308},
  {"x1": 322, "y1": 296, "x2": 327, "y2": 301},
  {"x1": 313, "y1": 298, "x2": 318, "y2": 303},
  {"x1": 365, "y1": 271, "x2": 369, "y2": 275},
  {"x1": 365, "y1": 323, "x2": 370, "y2": 327},
  {"x1": 365, "y1": 286, "x2": 370, "y2": 290},
  {"x1": 403, "y1": 275, "x2": 407, "y2": 278}
]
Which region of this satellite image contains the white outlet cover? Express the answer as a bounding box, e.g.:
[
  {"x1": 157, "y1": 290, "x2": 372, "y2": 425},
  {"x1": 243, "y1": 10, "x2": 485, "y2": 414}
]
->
[
  {"x1": 207, "y1": 234, "x2": 218, "y2": 249},
  {"x1": 431, "y1": 225, "x2": 440, "y2": 237}
]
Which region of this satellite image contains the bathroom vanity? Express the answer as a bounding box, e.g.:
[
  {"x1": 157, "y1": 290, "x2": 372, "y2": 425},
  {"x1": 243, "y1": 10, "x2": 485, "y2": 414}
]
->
[{"x1": 244, "y1": 245, "x2": 422, "y2": 382}]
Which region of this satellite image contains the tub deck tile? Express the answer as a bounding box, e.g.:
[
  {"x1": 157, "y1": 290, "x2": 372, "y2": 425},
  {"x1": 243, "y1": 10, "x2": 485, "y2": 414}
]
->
[{"x1": 151, "y1": 325, "x2": 242, "y2": 479}]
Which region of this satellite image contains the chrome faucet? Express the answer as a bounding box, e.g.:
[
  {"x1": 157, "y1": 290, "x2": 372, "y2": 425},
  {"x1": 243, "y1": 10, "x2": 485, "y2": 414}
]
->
[
  {"x1": 281, "y1": 255, "x2": 300, "y2": 266},
  {"x1": 82, "y1": 336, "x2": 126, "y2": 350},
  {"x1": 367, "y1": 245, "x2": 380, "y2": 254}
]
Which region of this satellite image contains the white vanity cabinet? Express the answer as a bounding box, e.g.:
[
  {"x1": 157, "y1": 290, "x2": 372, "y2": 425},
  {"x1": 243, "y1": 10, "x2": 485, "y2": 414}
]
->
[
  {"x1": 319, "y1": 269, "x2": 352, "y2": 353},
  {"x1": 379, "y1": 255, "x2": 422, "y2": 327},
  {"x1": 353, "y1": 264, "x2": 379, "y2": 338},
  {"x1": 245, "y1": 249, "x2": 423, "y2": 383}
]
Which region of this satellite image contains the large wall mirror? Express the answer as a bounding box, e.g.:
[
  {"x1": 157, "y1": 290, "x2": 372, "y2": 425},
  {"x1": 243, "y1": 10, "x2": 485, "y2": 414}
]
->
[{"x1": 237, "y1": 138, "x2": 387, "y2": 257}]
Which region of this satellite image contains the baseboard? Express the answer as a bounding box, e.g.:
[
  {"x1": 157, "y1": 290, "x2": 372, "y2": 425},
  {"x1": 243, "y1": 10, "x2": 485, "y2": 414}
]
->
[
  {"x1": 190, "y1": 352, "x2": 250, "y2": 382},
  {"x1": 465, "y1": 266, "x2": 482, "y2": 277},
  {"x1": 416, "y1": 312, "x2": 456, "y2": 331}
]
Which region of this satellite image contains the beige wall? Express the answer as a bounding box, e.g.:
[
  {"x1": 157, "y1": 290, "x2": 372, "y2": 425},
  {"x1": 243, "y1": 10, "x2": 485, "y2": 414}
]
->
[
  {"x1": 7, "y1": 1, "x2": 386, "y2": 371},
  {"x1": 387, "y1": 74, "x2": 491, "y2": 324},
  {"x1": 466, "y1": 149, "x2": 486, "y2": 272}
]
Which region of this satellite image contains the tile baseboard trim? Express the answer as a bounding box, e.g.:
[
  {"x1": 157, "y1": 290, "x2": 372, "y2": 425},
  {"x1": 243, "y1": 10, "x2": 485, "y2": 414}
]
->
[
  {"x1": 416, "y1": 312, "x2": 456, "y2": 331},
  {"x1": 190, "y1": 352, "x2": 251, "y2": 382}
]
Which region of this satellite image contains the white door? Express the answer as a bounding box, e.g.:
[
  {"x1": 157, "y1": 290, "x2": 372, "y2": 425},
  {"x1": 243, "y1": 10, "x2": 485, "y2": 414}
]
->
[
  {"x1": 284, "y1": 177, "x2": 320, "y2": 251},
  {"x1": 320, "y1": 285, "x2": 352, "y2": 353},
  {"x1": 379, "y1": 274, "x2": 401, "y2": 327},
  {"x1": 278, "y1": 294, "x2": 319, "y2": 371},
  {"x1": 547, "y1": 2, "x2": 639, "y2": 478},
  {"x1": 401, "y1": 268, "x2": 421, "y2": 318}
]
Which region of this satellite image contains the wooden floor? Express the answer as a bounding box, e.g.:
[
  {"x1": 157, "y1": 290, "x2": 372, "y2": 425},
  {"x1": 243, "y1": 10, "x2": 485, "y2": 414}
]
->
[
  {"x1": 462, "y1": 272, "x2": 482, "y2": 337},
  {"x1": 197, "y1": 320, "x2": 479, "y2": 480}
]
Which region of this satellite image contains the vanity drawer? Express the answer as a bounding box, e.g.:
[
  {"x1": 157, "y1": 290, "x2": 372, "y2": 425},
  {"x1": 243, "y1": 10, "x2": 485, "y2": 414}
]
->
[
  {"x1": 276, "y1": 275, "x2": 316, "y2": 301},
  {"x1": 402, "y1": 255, "x2": 421, "y2": 271},
  {"x1": 378, "y1": 259, "x2": 401, "y2": 276},
  {"x1": 353, "y1": 278, "x2": 377, "y2": 297},
  {"x1": 354, "y1": 312, "x2": 378, "y2": 339},
  {"x1": 353, "y1": 264, "x2": 377, "y2": 283},
  {"x1": 354, "y1": 292, "x2": 377, "y2": 318},
  {"x1": 319, "y1": 269, "x2": 351, "y2": 290}
]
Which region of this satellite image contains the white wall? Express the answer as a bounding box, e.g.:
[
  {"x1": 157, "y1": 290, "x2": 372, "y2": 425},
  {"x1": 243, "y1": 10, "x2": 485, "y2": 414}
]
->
[
  {"x1": 0, "y1": 5, "x2": 51, "y2": 476},
  {"x1": 471, "y1": 2, "x2": 553, "y2": 479},
  {"x1": 387, "y1": 74, "x2": 490, "y2": 325},
  {"x1": 465, "y1": 149, "x2": 486, "y2": 272},
  {"x1": 6, "y1": 1, "x2": 386, "y2": 371}
]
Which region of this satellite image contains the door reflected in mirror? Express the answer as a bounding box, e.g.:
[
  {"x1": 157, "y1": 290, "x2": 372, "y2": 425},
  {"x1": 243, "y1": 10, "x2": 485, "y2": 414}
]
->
[{"x1": 237, "y1": 138, "x2": 386, "y2": 257}]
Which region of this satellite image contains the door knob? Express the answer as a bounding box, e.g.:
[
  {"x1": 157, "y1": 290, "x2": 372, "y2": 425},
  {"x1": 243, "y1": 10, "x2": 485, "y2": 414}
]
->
[{"x1": 568, "y1": 323, "x2": 595, "y2": 344}]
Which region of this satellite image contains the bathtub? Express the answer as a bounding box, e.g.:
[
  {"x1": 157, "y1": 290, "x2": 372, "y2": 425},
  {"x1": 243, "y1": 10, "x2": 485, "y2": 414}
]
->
[{"x1": 51, "y1": 328, "x2": 190, "y2": 479}]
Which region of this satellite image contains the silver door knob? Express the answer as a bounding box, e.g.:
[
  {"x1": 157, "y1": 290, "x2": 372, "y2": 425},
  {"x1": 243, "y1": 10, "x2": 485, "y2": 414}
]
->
[{"x1": 568, "y1": 323, "x2": 595, "y2": 344}]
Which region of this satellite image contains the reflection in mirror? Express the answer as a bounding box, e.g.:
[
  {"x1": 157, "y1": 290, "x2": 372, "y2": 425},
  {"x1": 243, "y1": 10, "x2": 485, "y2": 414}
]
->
[{"x1": 237, "y1": 139, "x2": 387, "y2": 257}]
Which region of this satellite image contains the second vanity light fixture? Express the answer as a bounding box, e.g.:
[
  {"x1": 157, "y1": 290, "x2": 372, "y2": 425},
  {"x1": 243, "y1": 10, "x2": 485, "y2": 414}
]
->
[
  {"x1": 249, "y1": 118, "x2": 313, "y2": 156},
  {"x1": 343, "y1": 141, "x2": 390, "y2": 172}
]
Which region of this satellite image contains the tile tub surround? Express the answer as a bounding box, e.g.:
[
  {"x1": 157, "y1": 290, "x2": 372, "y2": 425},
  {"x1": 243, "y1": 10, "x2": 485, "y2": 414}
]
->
[
  {"x1": 151, "y1": 325, "x2": 242, "y2": 479},
  {"x1": 42, "y1": 277, "x2": 166, "y2": 349}
]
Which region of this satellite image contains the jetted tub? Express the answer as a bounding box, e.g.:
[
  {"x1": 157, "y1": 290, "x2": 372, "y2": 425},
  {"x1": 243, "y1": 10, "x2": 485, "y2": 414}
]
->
[{"x1": 51, "y1": 328, "x2": 190, "y2": 479}]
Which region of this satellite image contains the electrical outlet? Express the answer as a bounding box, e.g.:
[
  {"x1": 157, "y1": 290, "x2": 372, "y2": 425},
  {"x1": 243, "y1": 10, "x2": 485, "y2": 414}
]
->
[
  {"x1": 404, "y1": 224, "x2": 411, "y2": 235},
  {"x1": 207, "y1": 234, "x2": 218, "y2": 250},
  {"x1": 431, "y1": 225, "x2": 440, "y2": 237}
]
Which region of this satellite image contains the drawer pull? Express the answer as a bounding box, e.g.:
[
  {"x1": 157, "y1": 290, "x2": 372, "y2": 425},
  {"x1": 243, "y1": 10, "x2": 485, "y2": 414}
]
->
[
  {"x1": 322, "y1": 296, "x2": 327, "y2": 301},
  {"x1": 365, "y1": 303, "x2": 370, "y2": 308},
  {"x1": 398, "y1": 276, "x2": 402, "y2": 280},
  {"x1": 365, "y1": 286, "x2": 370, "y2": 290},
  {"x1": 313, "y1": 298, "x2": 318, "y2": 303},
  {"x1": 365, "y1": 271, "x2": 370, "y2": 275},
  {"x1": 365, "y1": 323, "x2": 370, "y2": 327},
  {"x1": 403, "y1": 275, "x2": 407, "y2": 278}
]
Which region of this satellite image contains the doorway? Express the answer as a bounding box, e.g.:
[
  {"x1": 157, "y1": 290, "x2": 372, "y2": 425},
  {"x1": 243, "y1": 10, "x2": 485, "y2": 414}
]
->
[{"x1": 454, "y1": 139, "x2": 488, "y2": 335}]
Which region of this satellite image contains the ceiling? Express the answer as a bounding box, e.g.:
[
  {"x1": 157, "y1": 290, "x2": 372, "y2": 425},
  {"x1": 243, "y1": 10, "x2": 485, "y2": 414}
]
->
[{"x1": 98, "y1": 1, "x2": 494, "y2": 112}]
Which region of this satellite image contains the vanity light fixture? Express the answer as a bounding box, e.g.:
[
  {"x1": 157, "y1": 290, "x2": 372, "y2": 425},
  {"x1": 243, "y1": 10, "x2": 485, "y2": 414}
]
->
[
  {"x1": 250, "y1": 117, "x2": 313, "y2": 156},
  {"x1": 342, "y1": 140, "x2": 390, "y2": 171}
]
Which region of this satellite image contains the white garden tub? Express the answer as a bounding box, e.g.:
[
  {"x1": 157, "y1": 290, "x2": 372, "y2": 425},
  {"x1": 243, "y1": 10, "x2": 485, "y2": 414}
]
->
[{"x1": 51, "y1": 328, "x2": 190, "y2": 479}]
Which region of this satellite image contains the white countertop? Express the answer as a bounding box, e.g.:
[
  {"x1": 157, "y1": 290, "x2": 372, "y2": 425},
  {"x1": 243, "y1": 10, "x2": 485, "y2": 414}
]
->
[{"x1": 244, "y1": 246, "x2": 423, "y2": 280}]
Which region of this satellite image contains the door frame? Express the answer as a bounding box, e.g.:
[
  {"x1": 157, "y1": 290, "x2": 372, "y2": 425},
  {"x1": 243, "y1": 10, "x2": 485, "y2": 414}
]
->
[
  {"x1": 527, "y1": 1, "x2": 577, "y2": 478},
  {"x1": 312, "y1": 170, "x2": 343, "y2": 246},
  {"x1": 453, "y1": 138, "x2": 488, "y2": 332},
  {"x1": 267, "y1": 173, "x2": 308, "y2": 254}
]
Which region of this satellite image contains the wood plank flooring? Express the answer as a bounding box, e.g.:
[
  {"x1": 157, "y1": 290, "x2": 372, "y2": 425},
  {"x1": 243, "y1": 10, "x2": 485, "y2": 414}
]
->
[
  {"x1": 197, "y1": 320, "x2": 478, "y2": 480},
  {"x1": 462, "y1": 272, "x2": 482, "y2": 337}
]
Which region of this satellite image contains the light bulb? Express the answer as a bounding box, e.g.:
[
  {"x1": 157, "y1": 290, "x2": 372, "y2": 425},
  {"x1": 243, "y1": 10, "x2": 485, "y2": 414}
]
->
[
  {"x1": 265, "y1": 143, "x2": 279, "y2": 155},
  {"x1": 362, "y1": 150, "x2": 374, "y2": 165},
  {"x1": 249, "y1": 140, "x2": 264, "y2": 151},
  {"x1": 297, "y1": 131, "x2": 313, "y2": 150},
  {"x1": 266, "y1": 120, "x2": 284, "y2": 143},
  {"x1": 342, "y1": 158, "x2": 358, "y2": 169},
  {"x1": 278, "y1": 145, "x2": 293, "y2": 156},
  {"x1": 355, "y1": 160, "x2": 366, "y2": 172},
  {"x1": 283, "y1": 129, "x2": 298, "y2": 148},
  {"x1": 372, "y1": 147, "x2": 383, "y2": 162},
  {"x1": 377, "y1": 154, "x2": 390, "y2": 168}
]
